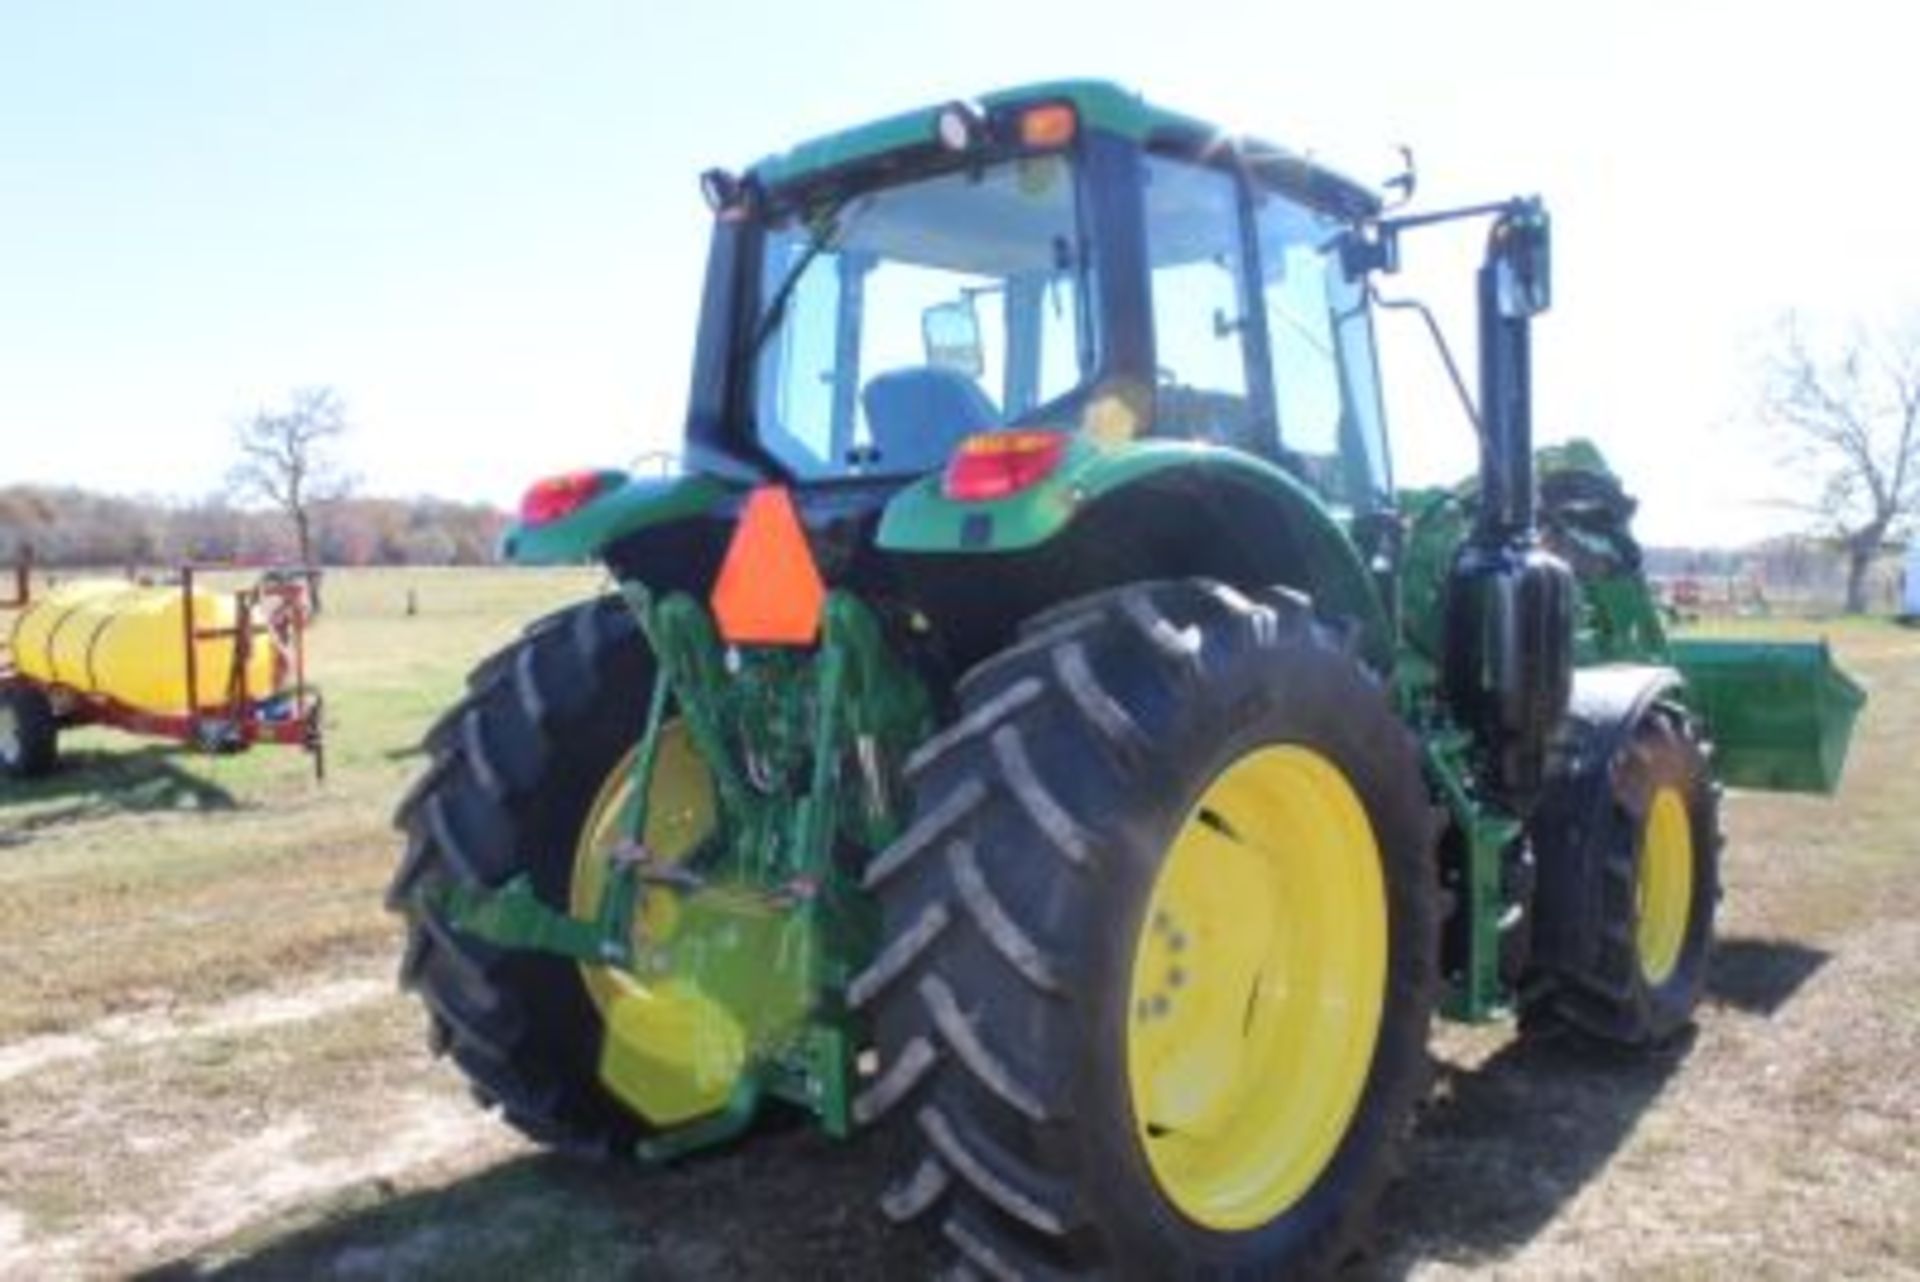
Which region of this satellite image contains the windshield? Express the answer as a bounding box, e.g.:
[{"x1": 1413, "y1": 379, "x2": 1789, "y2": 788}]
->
[{"x1": 750, "y1": 154, "x2": 1094, "y2": 480}]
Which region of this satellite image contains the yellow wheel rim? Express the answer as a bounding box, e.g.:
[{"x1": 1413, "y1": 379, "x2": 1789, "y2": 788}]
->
[
  {"x1": 1126, "y1": 744, "x2": 1388, "y2": 1231},
  {"x1": 570, "y1": 721, "x2": 751, "y2": 1126},
  {"x1": 569, "y1": 721, "x2": 717, "y2": 1013},
  {"x1": 1635, "y1": 786, "x2": 1694, "y2": 986}
]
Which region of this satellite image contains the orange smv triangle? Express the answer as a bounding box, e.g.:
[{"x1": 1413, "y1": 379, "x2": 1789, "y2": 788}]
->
[{"x1": 710, "y1": 486, "x2": 826, "y2": 647}]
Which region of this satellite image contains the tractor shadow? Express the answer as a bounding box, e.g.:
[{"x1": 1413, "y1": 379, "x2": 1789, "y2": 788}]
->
[
  {"x1": 134, "y1": 1118, "x2": 938, "y2": 1281},
  {"x1": 1366, "y1": 936, "x2": 1829, "y2": 1276},
  {"x1": 1704, "y1": 935, "x2": 1830, "y2": 1017},
  {"x1": 1365, "y1": 1025, "x2": 1695, "y2": 1276},
  {"x1": 0, "y1": 746, "x2": 239, "y2": 845}
]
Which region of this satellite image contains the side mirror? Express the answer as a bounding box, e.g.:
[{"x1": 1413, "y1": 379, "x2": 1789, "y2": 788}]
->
[
  {"x1": 1336, "y1": 225, "x2": 1399, "y2": 278},
  {"x1": 923, "y1": 299, "x2": 985, "y2": 378},
  {"x1": 1493, "y1": 202, "x2": 1551, "y2": 319}
]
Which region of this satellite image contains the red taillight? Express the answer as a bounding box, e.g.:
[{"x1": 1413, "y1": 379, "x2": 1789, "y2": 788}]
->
[
  {"x1": 942, "y1": 430, "x2": 1068, "y2": 501},
  {"x1": 519, "y1": 469, "x2": 623, "y2": 525}
]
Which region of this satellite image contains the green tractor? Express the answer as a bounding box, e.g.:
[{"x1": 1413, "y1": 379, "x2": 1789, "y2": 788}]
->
[{"x1": 388, "y1": 81, "x2": 1865, "y2": 1277}]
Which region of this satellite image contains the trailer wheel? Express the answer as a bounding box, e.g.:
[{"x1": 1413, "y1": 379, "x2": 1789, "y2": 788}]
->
[
  {"x1": 855, "y1": 580, "x2": 1439, "y2": 1279},
  {"x1": 387, "y1": 595, "x2": 672, "y2": 1153},
  {"x1": 1527, "y1": 701, "x2": 1720, "y2": 1046},
  {"x1": 0, "y1": 685, "x2": 58, "y2": 779}
]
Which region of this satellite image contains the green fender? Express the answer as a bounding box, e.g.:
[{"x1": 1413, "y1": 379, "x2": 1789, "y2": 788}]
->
[
  {"x1": 877, "y1": 438, "x2": 1392, "y2": 668},
  {"x1": 501, "y1": 473, "x2": 734, "y2": 566}
]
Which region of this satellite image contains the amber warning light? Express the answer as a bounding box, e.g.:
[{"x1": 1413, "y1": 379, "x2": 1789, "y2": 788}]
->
[{"x1": 1018, "y1": 104, "x2": 1077, "y2": 148}]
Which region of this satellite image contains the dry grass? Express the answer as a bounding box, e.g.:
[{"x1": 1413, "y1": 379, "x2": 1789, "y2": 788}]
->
[{"x1": 0, "y1": 576, "x2": 1913, "y2": 1279}]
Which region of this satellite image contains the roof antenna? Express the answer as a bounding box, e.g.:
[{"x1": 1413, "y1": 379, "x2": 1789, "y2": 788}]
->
[{"x1": 1382, "y1": 145, "x2": 1417, "y2": 210}]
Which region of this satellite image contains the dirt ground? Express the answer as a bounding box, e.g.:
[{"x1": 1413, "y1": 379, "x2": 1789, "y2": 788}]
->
[{"x1": 1, "y1": 575, "x2": 1913, "y2": 1280}]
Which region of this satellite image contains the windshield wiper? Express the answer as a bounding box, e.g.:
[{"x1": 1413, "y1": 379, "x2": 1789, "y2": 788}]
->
[{"x1": 746, "y1": 194, "x2": 872, "y2": 361}]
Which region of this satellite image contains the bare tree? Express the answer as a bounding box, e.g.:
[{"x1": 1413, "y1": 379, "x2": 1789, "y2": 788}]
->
[
  {"x1": 228, "y1": 387, "x2": 354, "y2": 567},
  {"x1": 1759, "y1": 313, "x2": 1920, "y2": 613}
]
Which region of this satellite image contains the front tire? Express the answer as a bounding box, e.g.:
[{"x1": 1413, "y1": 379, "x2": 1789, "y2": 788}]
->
[
  {"x1": 854, "y1": 580, "x2": 1439, "y2": 1279},
  {"x1": 1526, "y1": 699, "x2": 1720, "y2": 1046}
]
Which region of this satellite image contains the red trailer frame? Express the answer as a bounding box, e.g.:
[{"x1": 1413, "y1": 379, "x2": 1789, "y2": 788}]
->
[{"x1": 0, "y1": 561, "x2": 325, "y2": 779}]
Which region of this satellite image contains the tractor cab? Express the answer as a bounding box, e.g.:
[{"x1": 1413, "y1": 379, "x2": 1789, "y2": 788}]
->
[{"x1": 689, "y1": 82, "x2": 1392, "y2": 517}]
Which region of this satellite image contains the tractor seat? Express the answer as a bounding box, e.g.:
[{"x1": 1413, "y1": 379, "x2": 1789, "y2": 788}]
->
[{"x1": 861, "y1": 368, "x2": 1001, "y2": 475}]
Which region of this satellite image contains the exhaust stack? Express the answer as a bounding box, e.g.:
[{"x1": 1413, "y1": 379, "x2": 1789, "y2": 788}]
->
[{"x1": 1442, "y1": 200, "x2": 1573, "y2": 811}]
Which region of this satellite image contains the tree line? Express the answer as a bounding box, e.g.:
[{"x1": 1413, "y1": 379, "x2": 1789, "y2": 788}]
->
[
  {"x1": 0, "y1": 486, "x2": 506, "y2": 569},
  {"x1": 1646, "y1": 535, "x2": 1907, "y2": 611},
  {"x1": 2, "y1": 388, "x2": 507, "y2": 570}
]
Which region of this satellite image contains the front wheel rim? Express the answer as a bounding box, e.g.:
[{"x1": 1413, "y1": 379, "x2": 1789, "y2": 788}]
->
[
  {"x1": 1635, "y1": 786, "x2": 1694, "y2": 985},
  {"x1": 0, "y1": 703, "x2": 21, "y2": 764},
  {"x1": 1126, "y1": 744, "x2": 1389, "y2": 1231}
]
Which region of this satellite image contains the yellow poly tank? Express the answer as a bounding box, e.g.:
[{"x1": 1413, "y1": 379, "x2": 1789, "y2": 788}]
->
[
  {"x1": 10, "y1": 580, "x2": 281, "y2": 715},
  {"x1": 10, "y1": 581, "x2": 125, "y2": 688}
]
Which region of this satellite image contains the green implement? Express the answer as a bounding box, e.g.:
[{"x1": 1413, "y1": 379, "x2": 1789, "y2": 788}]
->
[{"x1": 1671, "y1": 637, "x2": 1866, "y2": 794}]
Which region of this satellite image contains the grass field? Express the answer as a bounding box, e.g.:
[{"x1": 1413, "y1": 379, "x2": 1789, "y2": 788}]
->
[{"x1": 1, "y1": 570, "x2": 1914, "y2": 1279}]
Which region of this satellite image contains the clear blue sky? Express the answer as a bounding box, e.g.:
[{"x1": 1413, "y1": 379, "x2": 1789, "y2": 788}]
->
[{"x1": 1, "y1": 0, "x2": 1911, "y2": 544}]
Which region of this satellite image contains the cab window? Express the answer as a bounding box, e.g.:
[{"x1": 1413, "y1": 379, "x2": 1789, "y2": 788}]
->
[
  {"x1": 1141, "y1": 156, "x2": 1255, "y2": 448},
  {"x1": 1252, "y1": 189, "x2": 1392, "y2": 507}
]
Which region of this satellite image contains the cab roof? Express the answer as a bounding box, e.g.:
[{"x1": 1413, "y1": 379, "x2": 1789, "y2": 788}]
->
[{"x1": 744, "y1": 78, "x2": 1381, "y2": 220}]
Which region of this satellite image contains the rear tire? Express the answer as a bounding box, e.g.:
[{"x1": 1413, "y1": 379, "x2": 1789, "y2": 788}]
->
[
  {"x1": 1526, "y1": 700, "x2": 1720, "y2": 1046},
  {"x1": 388, "y1": 596, "x2": 658, "y2": 1153},
  {"x1": 0, "y1": 685, "x2": 58, "y2": 780},
  {"x1": 855, "y1": 580, "x2": 1440, "y2": 1279}
]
